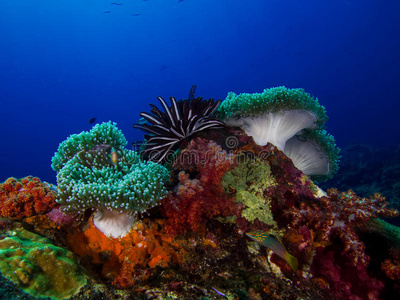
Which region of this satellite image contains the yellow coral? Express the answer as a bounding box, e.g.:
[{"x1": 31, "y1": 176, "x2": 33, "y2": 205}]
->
[
  {"x1": 222, "y1": 157, "x2": 278, "y2": 227},
  {"x1": 0, "y1": 227, "x2": 87, "y2": 299}
]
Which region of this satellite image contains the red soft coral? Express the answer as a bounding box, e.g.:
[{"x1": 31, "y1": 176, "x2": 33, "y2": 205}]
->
[
  {"x1": 311, "y1": 244, "x2": 384, "y2": 300},
  {"x1": 0, "y1": 176, "x2": 59, "y2": 219},
  {"x1": 161, "y1": 138, "x2": 237, "y2": 233},
  {"x1": 238, "y1": 140, "x2": 399, "y2": 298},
  {"x1": 276, "y1": 188, "x2": 398, "y2": 299}
]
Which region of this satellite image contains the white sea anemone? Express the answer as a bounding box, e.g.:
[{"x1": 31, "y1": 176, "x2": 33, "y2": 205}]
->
[
  {"x1": 93, "y1": 209, "x2": 134, "y2": 238},
  {"x1": 225, "y1": 110, "x2": 317, "y2": 150},
  {"x1": 284, "y1": 135, "x2": 330, "y2": 176}
]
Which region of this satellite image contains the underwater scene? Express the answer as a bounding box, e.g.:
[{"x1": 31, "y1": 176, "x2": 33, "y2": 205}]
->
[{"x1": 1, "y1": 0, "x2": 400, "y2": 299}]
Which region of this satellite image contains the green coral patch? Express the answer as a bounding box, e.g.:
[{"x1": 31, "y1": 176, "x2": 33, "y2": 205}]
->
[
  {"x1": 0, "y1": 227, "x2": 86, "y2": 299},
  {"x1": 222, "y1": 157, "x2": 278, "y2": 227}
]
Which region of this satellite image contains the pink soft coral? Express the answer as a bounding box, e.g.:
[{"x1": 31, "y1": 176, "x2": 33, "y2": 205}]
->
[{"x1": 278, "y1": 189, "x2": 397, "y2": 299}]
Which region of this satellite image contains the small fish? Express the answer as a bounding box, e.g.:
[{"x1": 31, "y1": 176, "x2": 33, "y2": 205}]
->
[
  {"x1": 89, "y1": 117, "x2": 97, "y2": 124},
  {"x1": 212, "y1": 287, "x2": 226, "y2": 298},
  {"x1": 246, "y1": 231, "x2": 298, "y2": 272},
  {"x1": 131, "y1": 13, "x2": 141, "y2": 16},
  {"x1": 43, "y1": 182, "x2": 58, "y2": 192},
  {"x1": 136, "y1": 117, "x2": 148, "y2": 125},
  {"x1": 93, "y1": 144, "x2": 111, "y2": 152},
  {"x1": 110, "y1": 150, "x2": 118, "y2": 164},
  {"x1": 104, "y1": 10, "x2": 111, "y2": 13}
]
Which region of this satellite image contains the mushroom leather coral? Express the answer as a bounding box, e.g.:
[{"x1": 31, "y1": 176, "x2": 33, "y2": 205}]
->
[
  {"x1": 0, "y1": 176, "x2": 58, "y2": 219},
  {"x1": 66, "y1": 218, "x2": 188, "y2": 289}
]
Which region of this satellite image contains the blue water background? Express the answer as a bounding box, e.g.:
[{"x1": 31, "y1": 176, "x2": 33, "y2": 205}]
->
[{"x1": 0, "y1": 0, "x2": 399, "y2": 184}]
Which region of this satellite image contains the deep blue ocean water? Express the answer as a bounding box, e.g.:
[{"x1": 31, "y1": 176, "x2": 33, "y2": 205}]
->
[{"x1": 0, "y1": 0, "x2": 399, "y2": 184}]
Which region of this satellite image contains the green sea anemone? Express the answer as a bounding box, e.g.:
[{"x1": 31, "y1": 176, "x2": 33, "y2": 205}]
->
[
  {"x1": 51, "y1": 121, "x2": 127, "y2": 173},
  {"x1": 52, "y1": 122, "x2": 170, "y2": 237}
]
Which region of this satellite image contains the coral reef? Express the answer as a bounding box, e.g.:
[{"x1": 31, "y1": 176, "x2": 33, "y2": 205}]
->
[
  {"x1": 2, "y1": 89, "x2": 400, "y2": 299},
  {"x1": 50, "y1": 124, "x2": 400, "y2": 299},
  {"x1": 0, "y1": 226, "x2": 87, "y2": 299},
  {"x1": 0, "y1": 176, "x2": 58, "y2": 219},
  {"x1": 162, "y1": 130, "x2": 399, "y2": 299}
]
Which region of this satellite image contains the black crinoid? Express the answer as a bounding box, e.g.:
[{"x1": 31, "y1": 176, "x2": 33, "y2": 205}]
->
[{"x1": 133, "y1": 85, "x2": 225, "y2": 163}]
